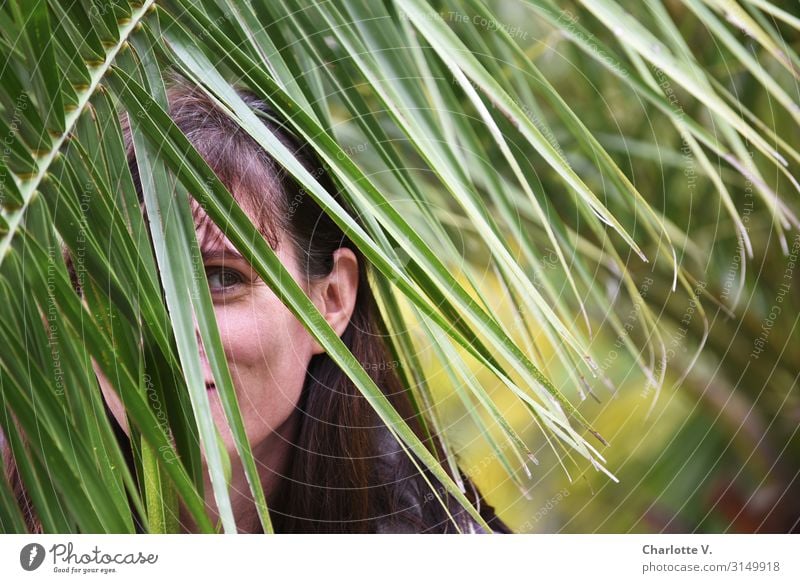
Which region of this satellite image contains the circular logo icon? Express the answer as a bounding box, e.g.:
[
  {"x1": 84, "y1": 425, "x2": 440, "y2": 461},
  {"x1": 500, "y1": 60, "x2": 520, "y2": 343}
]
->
[{"x1": 20, "y1": 543, "x2": 46, "y2": 571}]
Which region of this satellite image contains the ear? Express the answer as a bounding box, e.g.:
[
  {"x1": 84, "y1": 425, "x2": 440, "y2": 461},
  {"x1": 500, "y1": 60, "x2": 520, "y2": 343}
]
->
[{"x1": 310, "y1": 248, "x2": 359, "y2": 355}]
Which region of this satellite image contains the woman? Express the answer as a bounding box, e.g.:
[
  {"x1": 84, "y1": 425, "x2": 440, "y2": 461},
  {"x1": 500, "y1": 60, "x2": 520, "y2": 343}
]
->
[{"x1": 3, "y1": 78, "x2": 510, "y2": 534}]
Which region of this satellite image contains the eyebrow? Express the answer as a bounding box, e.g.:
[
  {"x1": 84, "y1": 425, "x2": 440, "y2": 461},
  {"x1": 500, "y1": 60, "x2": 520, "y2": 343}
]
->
[{"x1": 200, "y1": 248, "x2": 247, "y2": 262}]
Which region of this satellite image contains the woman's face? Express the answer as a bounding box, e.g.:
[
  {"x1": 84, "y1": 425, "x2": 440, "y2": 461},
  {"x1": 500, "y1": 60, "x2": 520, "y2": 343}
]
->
[
  {"x1": 96, "y1": 198, "x2": 358, "y2": 463},
  {"x1": 188, "y1": 210, "x2": 317, "y2": 453}
]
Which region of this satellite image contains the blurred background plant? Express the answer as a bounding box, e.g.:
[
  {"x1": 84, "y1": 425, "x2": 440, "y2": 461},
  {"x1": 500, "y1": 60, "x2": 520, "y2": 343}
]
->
[
  {"x1": 0, "y1": 0, "x2": 797, "y2": 533},
  {"x1": 416, "y1": 0, "x2": 800, "y2": 533}
]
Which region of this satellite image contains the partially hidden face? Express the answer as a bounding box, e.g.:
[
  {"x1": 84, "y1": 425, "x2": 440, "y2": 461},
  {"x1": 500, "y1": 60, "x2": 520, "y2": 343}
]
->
[{"x1": 96, "y1": 198, "x2": 332, "y2": 459}]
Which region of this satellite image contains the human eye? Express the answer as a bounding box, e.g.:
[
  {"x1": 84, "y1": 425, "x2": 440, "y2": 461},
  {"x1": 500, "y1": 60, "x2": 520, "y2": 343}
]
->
[{"x1": 205, "y1": 266, "x2": 245, "y2": 293}]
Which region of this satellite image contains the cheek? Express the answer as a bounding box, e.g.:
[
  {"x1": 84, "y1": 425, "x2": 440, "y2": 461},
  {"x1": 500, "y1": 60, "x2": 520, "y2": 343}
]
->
[{"x1": 214, "y1": 294, "x2": 314, "y2": 427}]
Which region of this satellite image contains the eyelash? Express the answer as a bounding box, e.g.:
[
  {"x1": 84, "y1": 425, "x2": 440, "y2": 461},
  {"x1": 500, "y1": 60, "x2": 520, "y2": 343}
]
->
[{"x1": 205, "y1": 266, "x2": 245, "y2": 292}]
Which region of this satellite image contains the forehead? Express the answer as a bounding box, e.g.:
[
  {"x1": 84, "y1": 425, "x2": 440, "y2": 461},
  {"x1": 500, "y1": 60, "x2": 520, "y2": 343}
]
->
[
  {"x1": 184, "y1": 138, "x2": 286, "y2": 250},
  {"x1": 189, "y1": 192, "x2": 281, "y2": 254}
]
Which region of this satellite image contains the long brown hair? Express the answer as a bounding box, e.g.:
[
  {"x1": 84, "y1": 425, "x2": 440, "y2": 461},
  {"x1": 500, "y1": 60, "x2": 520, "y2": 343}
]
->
[{"x1": 2, "y1": 77, "x2": 509, "y2": 534}]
